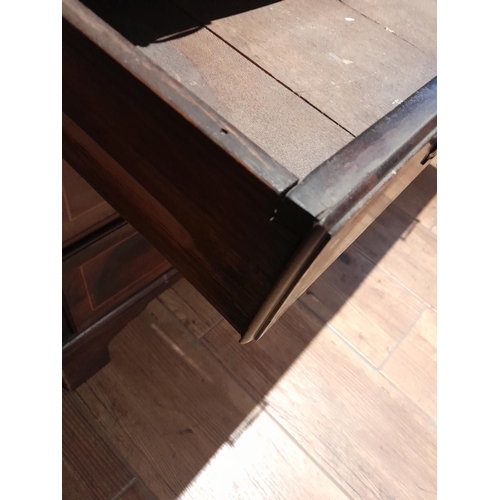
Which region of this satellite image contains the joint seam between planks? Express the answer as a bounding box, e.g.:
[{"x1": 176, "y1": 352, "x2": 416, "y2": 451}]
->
[
  {"x1": 110, "y1": 477, "x2": 138, "y2": 500},
  {"x1": 378, "y1": 304, "x2": 427, "y2": 370},
  {"x1": 298, "y1": 301, "x2": 436, "y2": 427},
  {"x1": 167, "y1": 0, "x2": 357, "y2": 138},
  {"x1": 337, "y1": 0, "x2": 430, "y2": 54},
  {"x1": 352, "y1": 236, "x2": 436, "y2": 309},
  {"x1": 74, "y1": 389, "x2": 179, "y2": 499}
]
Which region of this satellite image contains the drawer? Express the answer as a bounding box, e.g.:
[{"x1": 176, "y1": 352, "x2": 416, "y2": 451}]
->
[
  {"x1": 63, "y1": 223, "x2": 172, "y2": 332},
  {"x1": 63, "y1": 0, "x2": 437, "y2": 342},
  {"x1": 63, "y1": 159, "x2": 118, "y2": 247}
]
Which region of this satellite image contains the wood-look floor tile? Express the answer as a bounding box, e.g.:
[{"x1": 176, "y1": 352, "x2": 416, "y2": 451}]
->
[
  {"x1": 301, "y1": 245, "x2": 424, "y2": 366},
  {"x1": 382, "y1": 308, "x2": 437, "y2": 419},
  {"x1": 119, "y1": 481, "x2": 157, "y2": 500},
  {"x1": 354, "y1": 203, "x2": 437, "y2": 308},
  {"x1": 63, "y1": 458, "x2": 95, "y2": 500},
  {"x1": 62, "y1": 390, "x2": 135, "y2": 500},
  {"x1": 203, "y1": 303, "x2": 436, "y2": 500},
  {"x1": 78, "y1": 300, "x2": 351, "y2": 500},
  {"x1": 157, "y1": 279, "x2": 222, "y2": 339}
]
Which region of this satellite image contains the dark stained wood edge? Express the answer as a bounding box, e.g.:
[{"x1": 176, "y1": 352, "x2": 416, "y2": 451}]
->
[
  {"x1": 62, "y1": 217, "x2": 127, "y2": 262},
  {"x1": 241, "y1": 78, "x2": 437, "y2": 343},
  {"x1": 62, "y1": 0, "x2": 297, "y2": 192},
  {"x1": 63, "y1": 267, "x2": 180, "y2": 390},
  {"x1": 62, "y1": 211, "x2": 120, "y2": 249},
  {"x1": 290, "y1": 78, "x2": 437, "y2": 217}
]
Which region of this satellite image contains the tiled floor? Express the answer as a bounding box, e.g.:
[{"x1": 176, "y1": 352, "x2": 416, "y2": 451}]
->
[{"x1": 63, "y1": 165, "x2": 437, "y2": 500}]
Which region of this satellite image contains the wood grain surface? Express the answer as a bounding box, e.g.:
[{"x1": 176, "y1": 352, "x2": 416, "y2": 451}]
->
[
  {"x1": 64, "y1": 162, "x2": 437, "y2": 499},
  {"x1": 77, "y1": 302, "x2": 352, "y2": 500},
  {"x1": 83, "y1": 0, "x2": 353, "y2": 179},
  {"x1": 63, "y1": 223, "x2": 172, "y2": 332},
  {"x1": 63, "y1": 390, "x2": 157, "y2": 500},
  {"x1": 342, "y1": 0, "x2": 437, "y2": 56},
  {"x1": 382, "y1": 307, "x2": 437, "y2": 419},
  {"x1": 172, "y1": 0, "x2": 437, "y2": 135}
]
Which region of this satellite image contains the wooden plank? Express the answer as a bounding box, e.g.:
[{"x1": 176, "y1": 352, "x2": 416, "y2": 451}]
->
[
  {"x1": 63, "y1": 457, "x2": 95, "y2": 500},
  {"x1": 77, "y1": 300, "x2": 351, "y2": 500},
  {"x1": 81, "y1": 0, "x2": 352, "y2": 179},
  {"x1": 157, "y1": 279, "x2": 222, "y2": 339},
  {"x1": 175, "y1": 0, "x2": 437, "y2": 135},
  {"x1": 62, "y1": 390, "x2": 135, "y2": 500},
  {"x1": 300, "y1": 245, "x2": 424, "y2": 366},
  {"x1": 62, "y1": 0, "x2": 315, "y2": 337},
  {"x1": 353, "y1": 203, "x2": 437, "y2": 308},
  {"x1": 382, "y1": 307, "x2": 437, "y2": 419},
  {"x1": 342, "y1": 0, "x2": 437, "y2": 57},
  {"x1": 203, "y1": 302, "x2": 437, "y2": 500}
]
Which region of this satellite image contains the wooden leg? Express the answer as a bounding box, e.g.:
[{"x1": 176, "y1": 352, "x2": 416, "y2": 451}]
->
[{"x1": 63, "y1": 269, "x2": 180, "y2": 390}]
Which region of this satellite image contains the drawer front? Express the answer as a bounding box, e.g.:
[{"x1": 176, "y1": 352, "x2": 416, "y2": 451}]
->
[
  {"x1": 63, "y1": 223, "x2": 172, "y2": 332},
  {"x1": 63, "y1": 160, "x2": 118, "y2": 247}
]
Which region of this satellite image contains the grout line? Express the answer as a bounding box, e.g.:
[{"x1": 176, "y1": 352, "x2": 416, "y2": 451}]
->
[
  {"x1": 155, "y1": 293, "x2": 225, "y2": 342},
  {"x1": 68, "y1": 393, "x2": 163, "y2": 500},
  {"x1": 264, "y1": 412, "x2": 364, "y2": 500},
  {"x1": 378, "y1": 305, "x2": 426, "y2": 370},
  {"x1": 110, "y1": 478, "x2": 137, "y2": 500},
  {"x1": 298, "y1": 300, "x2": 379, "y2": 369},
  {"x1": 80, "y1": 384, "x2": 178, "y2": 499},
  {"x1": 200, "y1": 316, "x2": 225, "y2": 339},
  {"x1": 298, "y1": 301, "x2": 436, "y2": 426},
  {"x1": 352, "y1": 241, "x2": 435, "y2": 309},
  {"x1": 378, "y1": 369, "x2": 436, "y2": 424}
]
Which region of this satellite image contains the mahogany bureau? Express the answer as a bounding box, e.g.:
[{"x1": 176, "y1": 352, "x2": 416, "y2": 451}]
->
[{"x1": 62, "y1": 0, "x2": 437, "y2": 387}]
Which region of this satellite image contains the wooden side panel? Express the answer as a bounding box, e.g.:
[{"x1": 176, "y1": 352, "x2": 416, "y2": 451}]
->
[
  {"x1": 62, "y1": 0, "x2": 309, "y2": 335},
  {"x1": 63, "y1": 223, "x2": 172, "y2": 332},
  {"x1": 63, "y1": 160, "x2": 118, "y2": 247}
]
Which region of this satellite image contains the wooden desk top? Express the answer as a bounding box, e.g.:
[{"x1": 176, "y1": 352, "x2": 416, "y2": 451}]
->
[{"x1": 81, "y1": 0, "x2": 436, "y2": 180}]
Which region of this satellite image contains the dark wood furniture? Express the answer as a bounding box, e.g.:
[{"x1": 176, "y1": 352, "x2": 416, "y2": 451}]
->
[
  {"x1": 62, "y1": 164, "x2": 180, "y2": 389},
  {"x1": 62, "y1": 0, "x2": 437, "y2": 385}
]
